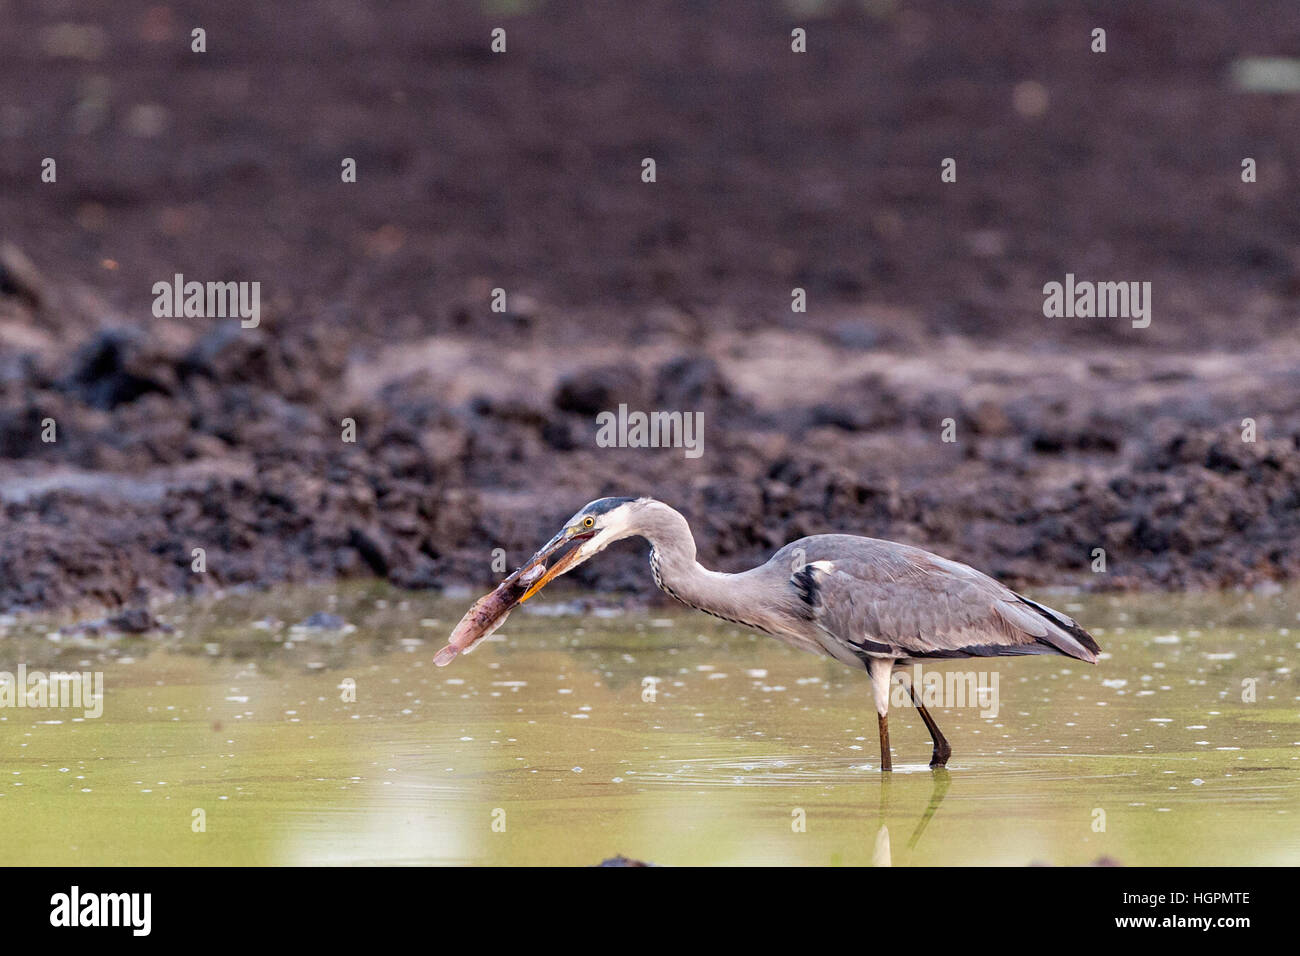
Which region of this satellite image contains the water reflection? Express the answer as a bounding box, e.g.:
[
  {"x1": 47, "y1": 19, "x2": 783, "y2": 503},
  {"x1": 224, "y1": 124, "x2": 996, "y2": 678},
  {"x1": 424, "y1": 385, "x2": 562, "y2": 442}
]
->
[{"x1": 870, "y1": 769, "x2": 952, "y2": 865}]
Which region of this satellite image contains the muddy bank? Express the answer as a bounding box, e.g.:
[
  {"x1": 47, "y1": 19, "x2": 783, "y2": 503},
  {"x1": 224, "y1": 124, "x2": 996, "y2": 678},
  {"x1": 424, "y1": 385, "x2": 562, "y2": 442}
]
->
[{"x1": 1, "y1": 303, "x2": 1297, "y2": 613}]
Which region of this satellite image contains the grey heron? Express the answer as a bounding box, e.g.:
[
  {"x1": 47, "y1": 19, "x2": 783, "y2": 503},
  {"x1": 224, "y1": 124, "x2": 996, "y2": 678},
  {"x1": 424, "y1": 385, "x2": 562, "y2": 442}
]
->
[{"x1": 497, "y1": 496, "x2": 1101, "y2": 771}]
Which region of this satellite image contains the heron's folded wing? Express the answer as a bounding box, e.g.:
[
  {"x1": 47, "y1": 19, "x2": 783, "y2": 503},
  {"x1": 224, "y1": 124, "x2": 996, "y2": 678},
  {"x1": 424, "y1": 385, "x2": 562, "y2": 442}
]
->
[{"x1": 801, "y1": 546, "x2": 1098, "y2": 662}]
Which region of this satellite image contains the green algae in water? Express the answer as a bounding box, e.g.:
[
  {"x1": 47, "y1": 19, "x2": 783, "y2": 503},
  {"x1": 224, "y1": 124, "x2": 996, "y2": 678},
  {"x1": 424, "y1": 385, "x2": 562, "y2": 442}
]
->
[{"x1": 1, "y1": 584, "x2": 1296, "y2": 865}]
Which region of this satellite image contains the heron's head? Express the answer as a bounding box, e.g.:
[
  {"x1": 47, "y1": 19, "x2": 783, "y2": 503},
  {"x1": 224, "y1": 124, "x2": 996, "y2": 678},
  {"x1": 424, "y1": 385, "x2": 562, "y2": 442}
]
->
[{"x1": 517, "y1": 496, "x2": 650, "y2": 602}]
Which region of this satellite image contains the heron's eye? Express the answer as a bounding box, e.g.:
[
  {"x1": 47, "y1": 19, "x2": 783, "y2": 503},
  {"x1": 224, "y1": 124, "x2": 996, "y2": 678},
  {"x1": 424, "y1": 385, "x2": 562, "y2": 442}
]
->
[{"x1": 582, "y1": 516, "x2": 595, "y2": 529}]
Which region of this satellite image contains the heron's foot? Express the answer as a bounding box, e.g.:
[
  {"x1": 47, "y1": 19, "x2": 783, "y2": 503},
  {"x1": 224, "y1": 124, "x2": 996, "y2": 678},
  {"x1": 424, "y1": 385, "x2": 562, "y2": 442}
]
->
[{"x1": 928, "y1": 740, "x2": 951, "y2": 768}]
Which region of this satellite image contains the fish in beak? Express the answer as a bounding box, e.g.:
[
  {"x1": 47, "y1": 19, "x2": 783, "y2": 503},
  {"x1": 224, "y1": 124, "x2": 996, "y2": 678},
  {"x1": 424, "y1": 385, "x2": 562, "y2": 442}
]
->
[{"x1": 433, "y1": 525, "x2": 596, "y2": 666}]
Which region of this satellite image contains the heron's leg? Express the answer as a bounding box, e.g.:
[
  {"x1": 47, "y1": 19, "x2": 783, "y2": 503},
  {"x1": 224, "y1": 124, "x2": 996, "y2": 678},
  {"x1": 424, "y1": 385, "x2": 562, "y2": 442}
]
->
[
  {"x1": 867, "y1": 658, "x2": 894, "y2": 772},
  {"x1": 907, "y1": 681, "x2": 952, "y2": 768},
  {"x1": 877, "y1": 713, "x2": 892, "y2": 772}
]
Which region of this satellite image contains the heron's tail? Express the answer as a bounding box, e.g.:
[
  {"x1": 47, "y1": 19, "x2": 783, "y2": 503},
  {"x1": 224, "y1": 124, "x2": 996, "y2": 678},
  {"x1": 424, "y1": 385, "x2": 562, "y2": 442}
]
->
[{"x1": 1014, "y1": 595, "x2": 1102, "y2": 663}]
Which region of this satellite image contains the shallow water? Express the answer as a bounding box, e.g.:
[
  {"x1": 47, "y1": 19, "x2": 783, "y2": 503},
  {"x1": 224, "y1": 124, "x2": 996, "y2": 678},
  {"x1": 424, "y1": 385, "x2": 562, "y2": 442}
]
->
[{"x1": 2, "y1": 584, "x2": 1297, "y2": 866}]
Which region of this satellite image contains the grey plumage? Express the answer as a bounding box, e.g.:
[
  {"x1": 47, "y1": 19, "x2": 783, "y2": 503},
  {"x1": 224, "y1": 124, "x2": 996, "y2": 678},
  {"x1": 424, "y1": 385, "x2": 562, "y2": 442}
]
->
[{"x1": 763, "y1": 536, "x2": 1100, "y2": 666}]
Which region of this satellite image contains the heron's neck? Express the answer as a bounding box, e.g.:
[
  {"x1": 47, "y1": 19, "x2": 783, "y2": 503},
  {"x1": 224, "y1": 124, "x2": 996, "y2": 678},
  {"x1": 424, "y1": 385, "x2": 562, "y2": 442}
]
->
[{"x1": 638, "y1": 505, "x2": 769, "y2": 630}]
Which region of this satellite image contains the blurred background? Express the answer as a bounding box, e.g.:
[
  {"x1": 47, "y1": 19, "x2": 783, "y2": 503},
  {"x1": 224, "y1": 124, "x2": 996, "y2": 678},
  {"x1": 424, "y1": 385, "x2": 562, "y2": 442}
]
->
[{"x1": 2, "y1": 0, "x2": 1298, "y2": 614}]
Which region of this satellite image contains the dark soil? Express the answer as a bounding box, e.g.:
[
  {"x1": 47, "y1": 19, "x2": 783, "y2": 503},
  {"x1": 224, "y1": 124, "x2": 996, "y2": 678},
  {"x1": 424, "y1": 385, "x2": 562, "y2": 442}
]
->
[{"x1": 1, "y1": 1, "x2": 1298, "y2": 614}]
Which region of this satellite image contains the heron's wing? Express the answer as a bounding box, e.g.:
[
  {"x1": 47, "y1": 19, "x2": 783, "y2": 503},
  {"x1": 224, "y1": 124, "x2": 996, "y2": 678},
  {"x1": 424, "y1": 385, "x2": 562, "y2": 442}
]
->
[{"x1": 789, "y1": 538, "x2": 1100, "y2": 663}]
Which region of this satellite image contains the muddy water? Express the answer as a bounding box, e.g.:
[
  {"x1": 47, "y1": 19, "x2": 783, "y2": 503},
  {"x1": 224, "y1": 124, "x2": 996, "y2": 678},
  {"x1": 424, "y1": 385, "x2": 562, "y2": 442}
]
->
[{"x1": 1, "y1": 584, "x2": 1296, "y2": 866}]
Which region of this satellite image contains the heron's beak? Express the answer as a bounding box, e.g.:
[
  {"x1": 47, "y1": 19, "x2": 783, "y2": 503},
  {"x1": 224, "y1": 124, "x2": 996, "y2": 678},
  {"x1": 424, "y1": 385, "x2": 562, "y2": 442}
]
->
[{"x1": 518, "y1": 528, "x2": 595, "y2": 603}]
